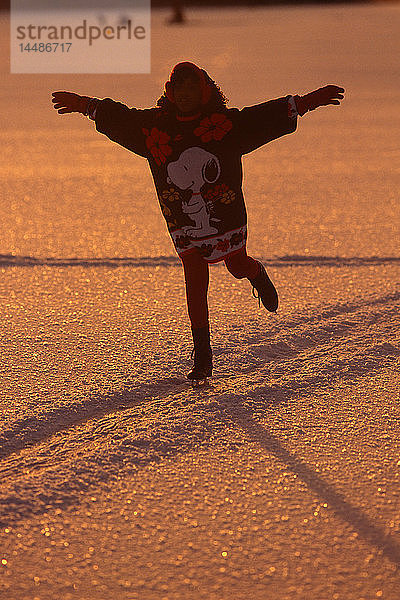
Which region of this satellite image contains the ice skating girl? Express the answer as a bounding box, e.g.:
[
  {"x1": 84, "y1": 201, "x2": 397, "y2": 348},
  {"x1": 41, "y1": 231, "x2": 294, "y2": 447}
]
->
[{"x1": 52, "y1": 62, "x2": 344, "y2": 382}]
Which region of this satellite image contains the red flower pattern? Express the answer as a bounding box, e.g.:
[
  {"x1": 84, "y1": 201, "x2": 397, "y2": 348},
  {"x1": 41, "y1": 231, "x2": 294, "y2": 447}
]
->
[
  {"x1": 230, "y1": 231, "x2": 244, "y2": 247},
  {"x1": 216, "y1": 239, "x2": 230, "y2": 252},
  {"x1": 194, "y1": 113, "x2": 233, "y2": 143},
  {"x1": 205, "y1": 183, "x2": 229, "y2": 200},
  {"x1": 199, "y1": 244, "x2": 214, "y2": 257},
  {"x1": 142, "y1": 127, "x2": 172, "y2": 166},
  {"x1": 175, "y1": 235, "x2": 191, "y2": 249}
]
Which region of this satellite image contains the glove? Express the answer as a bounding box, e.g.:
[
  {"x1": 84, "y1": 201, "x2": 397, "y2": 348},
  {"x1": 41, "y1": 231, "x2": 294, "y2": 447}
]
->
[
  {"x1": 294, "y1": 85, "x2": 345, "y2": 116},
  {"x1": 51, "y1": 91, "x2": 91, "y2": 115}
]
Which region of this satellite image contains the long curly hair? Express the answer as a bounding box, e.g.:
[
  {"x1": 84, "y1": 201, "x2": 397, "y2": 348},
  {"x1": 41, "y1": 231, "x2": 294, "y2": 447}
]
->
[{"x1": 156, "y1": 67, "x2": 229, "y2": 113}]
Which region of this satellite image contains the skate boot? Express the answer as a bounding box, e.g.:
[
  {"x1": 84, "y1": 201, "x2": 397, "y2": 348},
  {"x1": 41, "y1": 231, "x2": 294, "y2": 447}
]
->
[
  {"x1": 249, "y1": 260, "x2": 279, "y2": 312},
  {"x1": 187, "y1": 324, "x2": 213, "y2": 382}
]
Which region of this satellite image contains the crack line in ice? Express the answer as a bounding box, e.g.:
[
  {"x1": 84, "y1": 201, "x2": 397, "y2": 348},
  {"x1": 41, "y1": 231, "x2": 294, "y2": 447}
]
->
[
  {"x1": 0, "y1": 254, "x2": 180, "y2": 268},
  {"x1": 1, "y1": 254, "x2": 400, "y2": 268}
]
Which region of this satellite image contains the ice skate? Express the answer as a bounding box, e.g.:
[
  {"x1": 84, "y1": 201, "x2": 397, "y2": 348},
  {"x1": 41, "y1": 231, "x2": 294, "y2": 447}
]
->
[
  {"x1": 249, "y1": 260, "x2": 279, "y2": 312},
  {"x1": 187, "y1": 324, "x2": 213, "y2": 384}
]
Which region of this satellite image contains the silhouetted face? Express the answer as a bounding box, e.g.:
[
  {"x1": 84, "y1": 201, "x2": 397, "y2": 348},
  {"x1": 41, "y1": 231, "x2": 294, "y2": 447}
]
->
[{"x1": 173, "y1": 75, "x2": 202, "y2": 114}]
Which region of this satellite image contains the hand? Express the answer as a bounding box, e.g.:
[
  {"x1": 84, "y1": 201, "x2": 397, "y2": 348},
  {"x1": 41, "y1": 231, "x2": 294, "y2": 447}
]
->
[
  {"x1": 295, "y1": 85, "x2": 345, "y2": 116},
  {"x1": 52, "y1": 91, "x2": 90, "y2": 115}
]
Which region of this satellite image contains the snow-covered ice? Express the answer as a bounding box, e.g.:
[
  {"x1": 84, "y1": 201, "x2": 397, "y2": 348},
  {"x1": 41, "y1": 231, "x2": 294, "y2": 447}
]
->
[{"x1": 0, "y1": 3, "x2": 399, "y2": 599}]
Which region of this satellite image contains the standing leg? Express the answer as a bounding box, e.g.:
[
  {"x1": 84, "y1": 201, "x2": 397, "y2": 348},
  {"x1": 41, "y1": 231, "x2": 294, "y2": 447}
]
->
[
  {"x1": 179, "y1": 249, "x2": 213, "y2": 380},
  {"x1": 180, "y1": 249, "x2": 210, "y2": 328}
]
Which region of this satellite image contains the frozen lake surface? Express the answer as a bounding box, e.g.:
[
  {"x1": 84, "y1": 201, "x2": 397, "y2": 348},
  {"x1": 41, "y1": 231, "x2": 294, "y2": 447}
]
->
[{"x1": 1, "y1": 3, "x2": 399, "y2": 599}]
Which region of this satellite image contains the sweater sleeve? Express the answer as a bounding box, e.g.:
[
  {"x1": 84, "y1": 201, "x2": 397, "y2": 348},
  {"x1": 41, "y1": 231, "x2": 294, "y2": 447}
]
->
[
  {"x1": 233, "y1": 95, "x2": 298, "y2": 155},
  {"x1": 94, "y1": 98, "x2": 156, "y2": 158}
]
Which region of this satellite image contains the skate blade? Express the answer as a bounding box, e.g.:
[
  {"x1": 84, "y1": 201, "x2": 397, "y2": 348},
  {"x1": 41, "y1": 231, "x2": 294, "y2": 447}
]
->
[{"x1": 189, "y1": 377, "x2": 210, "y2": 387}]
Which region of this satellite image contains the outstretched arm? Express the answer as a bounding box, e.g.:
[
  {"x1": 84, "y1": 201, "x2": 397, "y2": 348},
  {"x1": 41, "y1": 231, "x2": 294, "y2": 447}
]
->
[
  {"x1": 52, "y1": 91, "x2": 99, "y2": 119},
  {"x1": 52, "y1": 91, "x2": 155, "y2": 158},
  {"x1": 294, "y1": 85, "x2": 345, "y2": 116}
]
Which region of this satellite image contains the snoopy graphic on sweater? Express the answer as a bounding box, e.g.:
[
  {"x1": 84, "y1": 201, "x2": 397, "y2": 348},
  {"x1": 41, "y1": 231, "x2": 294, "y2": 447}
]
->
[{"x1": 167, "y1": 147, "x2": 221, "y2": 238}]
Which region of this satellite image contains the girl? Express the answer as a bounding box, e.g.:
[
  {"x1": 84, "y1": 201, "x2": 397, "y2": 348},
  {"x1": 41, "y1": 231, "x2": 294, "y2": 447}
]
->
[{"x1": 52, "y1": 62, "x2": 344, "y2": 382}]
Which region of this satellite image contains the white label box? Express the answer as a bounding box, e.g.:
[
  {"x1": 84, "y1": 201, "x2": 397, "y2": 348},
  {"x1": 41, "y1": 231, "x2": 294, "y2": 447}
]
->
[{"x1": 11, "y1": 0, "x2": 150, "y2": 73}]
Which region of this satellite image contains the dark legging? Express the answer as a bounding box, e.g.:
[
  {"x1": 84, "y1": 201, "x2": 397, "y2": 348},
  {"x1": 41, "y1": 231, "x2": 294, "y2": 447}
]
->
[{"x1": 180, "y1": 247, "x2": 260, "y2": 329}]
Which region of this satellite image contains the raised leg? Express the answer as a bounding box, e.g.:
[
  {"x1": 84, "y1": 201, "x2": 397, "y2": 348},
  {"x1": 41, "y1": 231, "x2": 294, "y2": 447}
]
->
[
  {"x1": 224, "y1": 247, "x2": 260, "y2": 280},
  {"x1": 225, "y1": 247, "x2": 278, "y2": 311}
]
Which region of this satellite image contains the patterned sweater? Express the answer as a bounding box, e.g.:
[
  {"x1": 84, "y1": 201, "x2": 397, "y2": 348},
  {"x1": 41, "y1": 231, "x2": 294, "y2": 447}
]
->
[{"x1": 90, "y1": 95, "x2": 298, "y2": 262}]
